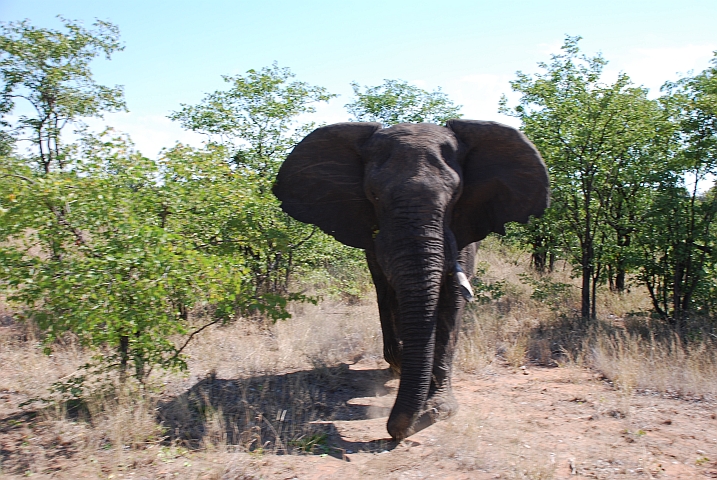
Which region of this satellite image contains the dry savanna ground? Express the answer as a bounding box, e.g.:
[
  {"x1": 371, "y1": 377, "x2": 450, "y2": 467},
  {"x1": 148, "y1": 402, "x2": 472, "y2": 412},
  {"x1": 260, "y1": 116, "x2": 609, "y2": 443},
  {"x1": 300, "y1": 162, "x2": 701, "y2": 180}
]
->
[{"x1": 1, "y1": 238, "x2": 717, "y2": 479}]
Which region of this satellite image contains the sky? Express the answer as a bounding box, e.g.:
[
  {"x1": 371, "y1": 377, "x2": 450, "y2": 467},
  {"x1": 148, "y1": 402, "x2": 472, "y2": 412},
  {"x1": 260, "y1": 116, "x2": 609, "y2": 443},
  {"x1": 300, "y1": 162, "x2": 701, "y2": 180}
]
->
[{"x1": 1, "y1": 0, "x2": 716, "y2": 158}]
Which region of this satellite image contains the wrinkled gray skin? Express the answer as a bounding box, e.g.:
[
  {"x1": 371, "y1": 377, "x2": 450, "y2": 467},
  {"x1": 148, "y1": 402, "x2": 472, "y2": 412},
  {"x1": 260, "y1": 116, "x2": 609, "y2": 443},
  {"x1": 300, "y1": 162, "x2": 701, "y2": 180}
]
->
[{"x1": 273, "y1": 120, "x2": 549, "y2": 440}]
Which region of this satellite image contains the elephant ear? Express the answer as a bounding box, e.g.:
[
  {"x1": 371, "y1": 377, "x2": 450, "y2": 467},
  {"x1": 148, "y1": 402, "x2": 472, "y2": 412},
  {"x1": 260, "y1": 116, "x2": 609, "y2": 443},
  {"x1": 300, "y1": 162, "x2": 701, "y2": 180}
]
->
[
  {"x1": 448, "y1": 119, "x2": 549, "y2": 249},
  {"x1": 273, "y1": 122, "x2": 382, "y2": 249}
]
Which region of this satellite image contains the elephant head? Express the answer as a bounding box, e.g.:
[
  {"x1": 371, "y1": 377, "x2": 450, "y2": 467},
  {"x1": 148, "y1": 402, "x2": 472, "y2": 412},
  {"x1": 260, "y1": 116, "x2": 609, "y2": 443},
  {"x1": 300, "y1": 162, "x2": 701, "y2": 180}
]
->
[{"x1": 273, "y1": 120, "x2": 549, "y2": 439}]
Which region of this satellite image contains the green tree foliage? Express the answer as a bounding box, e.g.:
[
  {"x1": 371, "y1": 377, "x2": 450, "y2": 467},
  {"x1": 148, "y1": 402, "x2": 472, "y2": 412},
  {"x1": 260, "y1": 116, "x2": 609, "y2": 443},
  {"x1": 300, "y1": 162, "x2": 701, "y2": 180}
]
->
[
  {"x1": 0, "y1": 130, "x2": 310, "y2": 385},
  {"x1": 2, "y1": 136, "x2": 232, "y2": 382},
  {"x1": 501, "y1": 36, "x2": 668, "y2": 318},
  {"x1": 345, "y1": 79, "x2": 462, "y2": 126},
  {"x1": 0, "y1": 23, "x2": 313, "y2": 387},
  {"x1": 635, "y1": 54, "x2": 717, "y2": 324},
  {"x1": 0, "y1": 17, "x2": 126, "y2": 173},
  {"x1": 170, "y1": 63, "x2": 334, "y2": 177},
  {"x1": 170, "y1": 64, "x2": 366, "y2": 297}
]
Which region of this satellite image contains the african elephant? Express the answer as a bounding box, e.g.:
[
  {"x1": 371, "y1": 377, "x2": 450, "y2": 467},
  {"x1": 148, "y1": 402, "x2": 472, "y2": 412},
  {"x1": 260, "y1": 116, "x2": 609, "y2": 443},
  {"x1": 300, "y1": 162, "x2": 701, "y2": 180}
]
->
[{"x1": 273, "y1": 120, "x2": 549, "y2": 440}]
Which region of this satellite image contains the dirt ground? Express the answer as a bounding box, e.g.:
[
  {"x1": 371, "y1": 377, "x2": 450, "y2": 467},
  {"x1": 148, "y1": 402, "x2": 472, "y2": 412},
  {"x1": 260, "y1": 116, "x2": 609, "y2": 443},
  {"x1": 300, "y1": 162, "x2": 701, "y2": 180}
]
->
[
  {"x1": 2, "y1": 359, "x2": 716, "y2": 479},
  {"x1": 250, "y1": 362, "x2": 717, "y2": 479}
]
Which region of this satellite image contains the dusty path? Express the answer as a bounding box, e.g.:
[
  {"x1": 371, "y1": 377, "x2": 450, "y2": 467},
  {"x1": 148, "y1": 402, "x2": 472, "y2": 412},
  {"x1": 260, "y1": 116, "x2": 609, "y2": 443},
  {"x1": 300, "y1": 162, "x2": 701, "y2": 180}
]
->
[
  {"x1": 1, "y1": 361, "x2": 716, "y2": 478},
  {"x1": 258, "y1": 362, "x2": 717, "y2": 479}
]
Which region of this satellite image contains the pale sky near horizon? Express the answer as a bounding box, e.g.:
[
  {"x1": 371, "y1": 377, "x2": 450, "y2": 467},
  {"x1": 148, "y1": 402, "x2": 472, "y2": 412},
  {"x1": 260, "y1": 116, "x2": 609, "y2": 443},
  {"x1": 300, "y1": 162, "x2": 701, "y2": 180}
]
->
[{"x1": 1, "y1": 0, "x2": 716, "y2": 158}]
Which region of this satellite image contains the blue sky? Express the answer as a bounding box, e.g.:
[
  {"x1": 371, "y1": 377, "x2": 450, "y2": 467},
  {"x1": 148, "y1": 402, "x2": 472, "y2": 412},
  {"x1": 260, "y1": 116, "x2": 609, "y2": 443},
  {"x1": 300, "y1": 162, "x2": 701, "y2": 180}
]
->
[{"x1": 2, "y1": 0, "x2": 716, "y2": 157}]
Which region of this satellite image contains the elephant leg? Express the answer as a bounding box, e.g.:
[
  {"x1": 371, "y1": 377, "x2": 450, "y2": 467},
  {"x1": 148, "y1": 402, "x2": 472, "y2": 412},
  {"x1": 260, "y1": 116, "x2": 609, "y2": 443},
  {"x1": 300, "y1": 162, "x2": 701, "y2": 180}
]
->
[
  {"x1": 424, "y1": 242, "x2": 478, "y2": 419},
  {"x1": 365, "y1": 249, "x2": 402, "y2": 374}
]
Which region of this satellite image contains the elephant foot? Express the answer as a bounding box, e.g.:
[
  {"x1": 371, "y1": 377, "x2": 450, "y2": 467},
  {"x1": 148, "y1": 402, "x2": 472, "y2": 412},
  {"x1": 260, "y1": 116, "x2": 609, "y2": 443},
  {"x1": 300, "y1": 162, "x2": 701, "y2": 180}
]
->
[
  {"x1": 424, "y1": 390, "x2": 459, "y2": 421},
  {"x1": 386, "y1": 392, "x2": 458, "y2": 441}
]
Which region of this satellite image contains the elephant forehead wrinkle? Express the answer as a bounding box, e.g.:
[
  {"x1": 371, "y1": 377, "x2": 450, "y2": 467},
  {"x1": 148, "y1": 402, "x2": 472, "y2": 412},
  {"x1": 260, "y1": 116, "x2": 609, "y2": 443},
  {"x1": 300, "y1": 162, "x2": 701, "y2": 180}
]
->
[
  {"x1": 380, "y1": 122, "x2": 452, "y2": 139},
  {"x1": 366, "y1": 126, "x2": 459, "y2": 158},
  {"x1": 388, "y1": 202, "x2": 443, "y2": 218},
  {"x1": 367, "y1": 147, "x2": 461, "y2": 194},
  {"x1": 387, "y1": 141, "x2": 459, "y2": 166},
  {"x1": 376, "y1": 234, "x2": 443, "y2": 254},
  {"x1": 319, "y1": 177, "x2": 361, "y2": 186}
]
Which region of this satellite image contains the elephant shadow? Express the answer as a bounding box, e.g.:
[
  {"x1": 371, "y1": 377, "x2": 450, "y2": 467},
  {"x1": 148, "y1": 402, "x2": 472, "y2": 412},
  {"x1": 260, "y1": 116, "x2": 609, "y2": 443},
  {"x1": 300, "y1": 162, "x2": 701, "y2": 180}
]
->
[{"x1": 157, "y1": 364, "x2": 400, "y2": 456}]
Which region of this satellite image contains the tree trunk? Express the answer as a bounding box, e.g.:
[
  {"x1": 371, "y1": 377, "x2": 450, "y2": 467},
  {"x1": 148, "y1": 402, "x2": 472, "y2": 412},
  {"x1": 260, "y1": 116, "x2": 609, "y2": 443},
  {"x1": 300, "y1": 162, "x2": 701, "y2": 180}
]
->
[
  {"x1": 614, "y1": 231, "x2": 630, "y2": 293},
  {"x1": 615, "y1": 269, "x2": 626, "y2": 292},
  {"x1": 531, "y1": 236, "x2": 548, "y2": 273},
  {"x1": 532, "y1": 250, "x2": 547, "y2": 272},
  {"x1": 119, "y1": 335, "x2": 129, "y2": 383},
  {"x1": 581, "y1": 244, "x2": 593, "y2": 318}
]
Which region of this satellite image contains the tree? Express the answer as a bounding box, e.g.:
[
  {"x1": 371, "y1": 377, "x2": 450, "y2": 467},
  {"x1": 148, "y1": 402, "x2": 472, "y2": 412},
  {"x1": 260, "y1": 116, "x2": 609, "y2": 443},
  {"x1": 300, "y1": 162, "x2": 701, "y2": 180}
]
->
[
  {"x1": 515, "y1": 206, "x2": 562, "y2": 273},
  {"x1": 0, "y1": 17, "x2": 126, "y2": 173},
  {"x1": 170, "y1": 64, "x2": 358, "y2": 298},
  {"x1": 345, "y1": 79, "x2": 462, "y2": 126},
  {"x1": 0, "y1": 131, "x2": 300, "y2": 385},
  {"x1": 0, "y1": 24, "x2": 307, "y2": 388},
  {"x1": 170, "y1": 62, "x2": 334, "y2": 178},
  {"x1": 635, "y1": 53, "x2": 717, "y2": 325},
  {"x1": 501, "y1": 36, "x2": 668, "y2": 318}
]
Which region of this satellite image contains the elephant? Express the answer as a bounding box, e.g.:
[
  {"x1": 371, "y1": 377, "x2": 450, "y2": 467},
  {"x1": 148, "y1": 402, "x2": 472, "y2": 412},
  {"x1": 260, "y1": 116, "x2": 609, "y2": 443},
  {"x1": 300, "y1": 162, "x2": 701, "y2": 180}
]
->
[{"x1": 272, "y1": 120, "x2": 549, "y2": 440}]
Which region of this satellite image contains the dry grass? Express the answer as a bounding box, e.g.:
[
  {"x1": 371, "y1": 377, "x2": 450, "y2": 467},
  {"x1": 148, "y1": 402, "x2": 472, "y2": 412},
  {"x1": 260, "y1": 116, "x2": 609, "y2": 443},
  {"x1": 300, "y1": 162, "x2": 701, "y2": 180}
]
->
[
  {"x1": 457, "y1": 236, "x2": 717, "y2": 399},
  {"x1": 176, "y1": 300, "x2": 383, "y2": 381},
  {"x1": 1, "y1": 237, "x2": 717, "y2": 477},
  {"x1": 592, "y1": 328, "x2": 717, "y2": 398},
  {"x1": 0, "y1": 322, "x2": 89, "y2": 403},
  {"x1": 0, "y1": 297, "x2": 388, "y2": 476}
]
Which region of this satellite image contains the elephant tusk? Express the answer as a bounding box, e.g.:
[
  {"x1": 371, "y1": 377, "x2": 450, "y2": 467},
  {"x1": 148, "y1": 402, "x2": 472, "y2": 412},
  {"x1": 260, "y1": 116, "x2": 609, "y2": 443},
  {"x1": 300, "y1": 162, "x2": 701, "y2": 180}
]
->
[{"x1": 454, "y1": 263, "x2": 474, "y2": 302}]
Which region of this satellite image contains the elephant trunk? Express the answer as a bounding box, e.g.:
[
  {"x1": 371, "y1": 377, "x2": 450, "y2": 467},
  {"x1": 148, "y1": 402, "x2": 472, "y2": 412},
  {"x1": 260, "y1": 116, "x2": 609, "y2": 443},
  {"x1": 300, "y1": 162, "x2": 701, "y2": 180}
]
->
[{"x1": 376, "y1": 233, "x2": 446, "y2": 440}]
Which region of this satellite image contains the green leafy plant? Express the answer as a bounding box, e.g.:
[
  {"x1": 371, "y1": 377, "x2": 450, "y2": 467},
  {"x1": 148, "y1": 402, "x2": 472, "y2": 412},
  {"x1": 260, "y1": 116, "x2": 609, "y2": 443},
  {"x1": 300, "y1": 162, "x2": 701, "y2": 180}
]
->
[
  {"x1": 1, "y1": 132, "x2": 280, "y2": 384},
  {"x1": 470, "y1": 263, "x2": 506, "y2": 305},
  {"x1": 501, "y1": 36, "x2": 671, "y2": 318},
  {"x1": 518, "y1": 273, "x2": 573, "y2": 311}
]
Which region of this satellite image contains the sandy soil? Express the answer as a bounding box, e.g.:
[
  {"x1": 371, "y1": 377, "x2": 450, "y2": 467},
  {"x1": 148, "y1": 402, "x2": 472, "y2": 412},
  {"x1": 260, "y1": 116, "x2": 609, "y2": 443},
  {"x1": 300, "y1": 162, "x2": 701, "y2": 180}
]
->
[
  {"x1": 2, "y1": 359, "x2": 716, "y2": 479},
  {"x1": 255, "y1": 362, "x2": 717, "y2": 479}
]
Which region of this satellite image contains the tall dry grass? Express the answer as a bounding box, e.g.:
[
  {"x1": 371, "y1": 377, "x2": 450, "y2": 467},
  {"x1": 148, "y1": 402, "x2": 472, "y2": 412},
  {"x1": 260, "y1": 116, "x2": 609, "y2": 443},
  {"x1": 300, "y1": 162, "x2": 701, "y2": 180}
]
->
[
  {"x1": 457, "y1": 236, "x2": 717, "y2": 398},
  {"x1": 0, "y1": 319, "x2": 88, "y2": 404},
  {"x1": 177, "y1": 300, "x2": 383, "y2": 382},
  {"x1": 591, "y1": 326, "x2": 717, "y2": 397},
  {"x1": 1, "y1": 235, "x2": 717, "y2": 476},
  {"x1": 0, "y1": 295, "x2": 388, "y2": 475}
]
